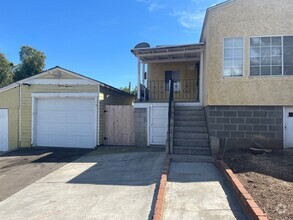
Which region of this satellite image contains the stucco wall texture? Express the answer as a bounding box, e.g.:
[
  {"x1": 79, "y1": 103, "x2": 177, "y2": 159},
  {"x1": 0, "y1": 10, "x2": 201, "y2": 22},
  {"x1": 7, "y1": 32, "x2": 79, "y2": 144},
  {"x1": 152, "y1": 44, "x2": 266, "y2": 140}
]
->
[{"x1": 202, "y1": 0, "x2": 293, "y2": 106}]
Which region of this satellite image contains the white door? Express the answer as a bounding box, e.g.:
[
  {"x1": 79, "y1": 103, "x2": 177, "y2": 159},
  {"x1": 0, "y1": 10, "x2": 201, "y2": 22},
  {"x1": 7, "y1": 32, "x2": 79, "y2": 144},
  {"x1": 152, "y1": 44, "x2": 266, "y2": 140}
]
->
[
  {"x1": 150, "y1": 106, "x2": 168, "y2": 145},
  {"x1": 285, "y1": 107, "x2": 293, "y2": 148},
  {"x1": 36, "y1": 98, "x2": 96, "y2": 148},
  {"x1": 0, "y1": 109, "x2": 8, "y2": 152}
]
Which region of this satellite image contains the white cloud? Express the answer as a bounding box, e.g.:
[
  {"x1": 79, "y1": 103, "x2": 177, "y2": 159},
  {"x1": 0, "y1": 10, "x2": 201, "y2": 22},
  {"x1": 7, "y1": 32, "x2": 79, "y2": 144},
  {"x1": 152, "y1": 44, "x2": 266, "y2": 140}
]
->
[
  {"x1": 171, "y1": 10, "x2": 205, "y2": 30},
  {"x1": 136, "y1": 0, "x2": 164, "y2": 12}
]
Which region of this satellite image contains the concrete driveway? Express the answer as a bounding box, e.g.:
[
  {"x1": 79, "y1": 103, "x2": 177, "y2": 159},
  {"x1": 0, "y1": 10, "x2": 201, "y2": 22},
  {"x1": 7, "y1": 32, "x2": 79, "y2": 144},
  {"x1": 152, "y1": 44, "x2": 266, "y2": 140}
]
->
[
  {"x1": 0, "y1": 150, "x2": 165, "y2": 220},
  {"x1": 0, "y1": 147, "x2": 92, "y2": 202}
]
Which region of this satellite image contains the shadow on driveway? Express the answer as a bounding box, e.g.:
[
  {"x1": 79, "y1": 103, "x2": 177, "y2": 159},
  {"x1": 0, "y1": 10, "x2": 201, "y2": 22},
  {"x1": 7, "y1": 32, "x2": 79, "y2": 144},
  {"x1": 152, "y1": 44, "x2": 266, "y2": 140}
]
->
[
  {"x1": 0, "y1": 149, "x2": 165, "y2": 220},
  {"x1": 0, "y1": 147, "x2": 92, "y2": 202}
]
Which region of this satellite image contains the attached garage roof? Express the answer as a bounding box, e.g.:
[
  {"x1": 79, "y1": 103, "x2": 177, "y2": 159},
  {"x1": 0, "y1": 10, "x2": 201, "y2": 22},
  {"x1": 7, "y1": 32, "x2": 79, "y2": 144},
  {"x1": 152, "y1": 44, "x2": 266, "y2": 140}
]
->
[{"x1": 131, "y1": 43, "x2": 204, "y2": 63}]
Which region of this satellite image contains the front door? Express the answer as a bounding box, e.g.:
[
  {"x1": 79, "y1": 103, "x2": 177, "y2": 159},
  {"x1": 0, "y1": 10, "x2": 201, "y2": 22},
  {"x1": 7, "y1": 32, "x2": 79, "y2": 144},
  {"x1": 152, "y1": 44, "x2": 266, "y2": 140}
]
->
[
  {"x1": 285, "y1": 107, "x2": 293, "y2": 148},
  {"x1": 0, "y1": 109, "x2": 8, "y2": 152}
]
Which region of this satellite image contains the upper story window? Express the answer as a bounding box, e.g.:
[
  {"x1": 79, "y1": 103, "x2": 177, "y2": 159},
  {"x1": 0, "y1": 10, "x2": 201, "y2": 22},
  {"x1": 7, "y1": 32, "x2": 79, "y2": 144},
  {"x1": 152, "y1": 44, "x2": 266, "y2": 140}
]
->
[
  {"x1": 223, "y1": 37, "x2": 244, "y2": 77},
  {"x1": 284, "y1": 36, "x2": 293, "y2": 75},
  {"x1": 250, "y1": 37, "x2": 282, "y2": 76},
  {"x1": 250, "y1": 36, "x2": 293, "y2": 76}
]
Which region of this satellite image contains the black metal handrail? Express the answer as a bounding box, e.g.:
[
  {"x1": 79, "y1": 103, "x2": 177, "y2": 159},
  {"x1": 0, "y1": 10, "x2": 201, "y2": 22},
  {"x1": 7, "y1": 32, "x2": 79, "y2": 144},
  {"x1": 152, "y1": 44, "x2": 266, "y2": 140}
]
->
[
  {"x1": 167, "y1": 78, "x2": 174, "y2": 154},
  {"x1": 140, "y1": 83, "x2": 149, "y2": 102},
  {"x1": 147, "y1": 79, "x2": 197, "y2": 101}
]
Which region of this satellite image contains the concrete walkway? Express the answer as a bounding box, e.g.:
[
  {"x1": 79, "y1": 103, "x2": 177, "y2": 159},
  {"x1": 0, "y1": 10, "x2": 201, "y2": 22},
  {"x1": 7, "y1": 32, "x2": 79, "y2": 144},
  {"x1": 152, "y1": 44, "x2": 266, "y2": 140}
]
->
[
  {"x1": 0, "y1": 151, "x2": 165, "y2": 220},
  {"x1": 163, "y1": 162, "x2": 247, "y2": 220}
]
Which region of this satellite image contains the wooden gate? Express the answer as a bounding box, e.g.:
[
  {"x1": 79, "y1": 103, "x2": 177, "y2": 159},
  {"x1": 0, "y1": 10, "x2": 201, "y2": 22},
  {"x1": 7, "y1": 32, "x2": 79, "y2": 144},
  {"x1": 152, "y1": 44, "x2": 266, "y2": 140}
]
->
[{"x1": 105, "y1": 105, "x2": 135, "y2": 145}]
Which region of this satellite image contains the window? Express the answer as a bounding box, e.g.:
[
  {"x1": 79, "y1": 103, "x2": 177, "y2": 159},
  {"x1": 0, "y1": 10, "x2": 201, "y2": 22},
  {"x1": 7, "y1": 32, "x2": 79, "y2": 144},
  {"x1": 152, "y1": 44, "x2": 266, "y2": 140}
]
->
[
  {"x1": 165, "y1": 71, "x2": 180, "y2": 92},
  {"x1": 223, "y1": 37, "x2": 244, "y2": 77},
  {"x1": 284, "y1": 36, "x2": 293, "y2": 75},
  {"x1": 250, "y1": 36, "x2": 293, "y2": 76},
  {"x1": 250, "y1": 37, "x2": 282, "y2": 76}
]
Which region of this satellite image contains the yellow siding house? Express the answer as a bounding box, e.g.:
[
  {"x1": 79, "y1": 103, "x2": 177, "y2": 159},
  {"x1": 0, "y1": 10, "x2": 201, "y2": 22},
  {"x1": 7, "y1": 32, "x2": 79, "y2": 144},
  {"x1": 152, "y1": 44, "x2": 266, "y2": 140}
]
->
[{"x1": 0, "y1": 66, "x2": 134, "y2": 152}]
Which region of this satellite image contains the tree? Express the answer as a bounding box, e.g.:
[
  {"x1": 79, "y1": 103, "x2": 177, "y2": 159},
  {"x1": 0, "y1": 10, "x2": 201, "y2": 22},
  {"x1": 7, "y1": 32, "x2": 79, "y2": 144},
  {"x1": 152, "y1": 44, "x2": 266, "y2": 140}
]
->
[
  {"x1": 119, "y1": 85, "x2": 137, "y2": 96},
  {"x1": 0, "y1": 53, "x2": 14, "y2": 88},
  {"x1": 14, "y1": 46, "x2": 46, "y2": 81}
]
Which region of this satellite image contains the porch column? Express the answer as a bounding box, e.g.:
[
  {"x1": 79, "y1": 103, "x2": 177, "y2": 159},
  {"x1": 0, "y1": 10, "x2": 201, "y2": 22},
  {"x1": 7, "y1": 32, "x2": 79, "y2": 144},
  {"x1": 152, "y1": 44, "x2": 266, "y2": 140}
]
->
[
  {"x1": 137, "y1": 58, "x2": 141, "y2": 100},
  {"x1": 142, "y1": 63, "x2": 146, "y2": 86},
  {"x1": 199, "y1": 51, "x2": 204, "y2": 105}
]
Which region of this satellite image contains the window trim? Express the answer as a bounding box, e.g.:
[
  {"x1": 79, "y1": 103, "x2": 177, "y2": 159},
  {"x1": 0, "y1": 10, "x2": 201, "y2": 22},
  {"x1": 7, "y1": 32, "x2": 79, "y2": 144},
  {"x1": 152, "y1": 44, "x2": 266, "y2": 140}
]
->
[
  {"x1": 223, "y1": 37, "x2": 245, "y2": 78},
  {"x1": 249, "y1": 35, "x2": 293, "y2": 77}
]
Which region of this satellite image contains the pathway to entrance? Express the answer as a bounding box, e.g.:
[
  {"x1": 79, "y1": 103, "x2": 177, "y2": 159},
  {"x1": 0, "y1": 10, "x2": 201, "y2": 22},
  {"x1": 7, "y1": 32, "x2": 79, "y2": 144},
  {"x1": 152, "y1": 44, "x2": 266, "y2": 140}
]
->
[{"x1": 162, "y1": 161, "x2": 248, "y2": 220}]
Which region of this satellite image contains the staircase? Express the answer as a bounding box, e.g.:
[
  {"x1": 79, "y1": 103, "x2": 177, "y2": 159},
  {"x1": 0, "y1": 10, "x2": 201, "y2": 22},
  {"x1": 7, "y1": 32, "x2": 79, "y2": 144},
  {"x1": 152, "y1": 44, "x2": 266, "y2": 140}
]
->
[{"x1": 173, "y1": 106, "x2": 211, "y2": 156}]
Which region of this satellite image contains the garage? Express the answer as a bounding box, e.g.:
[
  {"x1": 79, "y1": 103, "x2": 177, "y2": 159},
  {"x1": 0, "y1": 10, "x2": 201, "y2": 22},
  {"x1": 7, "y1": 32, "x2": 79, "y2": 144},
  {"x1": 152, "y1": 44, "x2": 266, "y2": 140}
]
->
[{"x1": 34, "y1": 96, "x2": 97, "y2": 149}]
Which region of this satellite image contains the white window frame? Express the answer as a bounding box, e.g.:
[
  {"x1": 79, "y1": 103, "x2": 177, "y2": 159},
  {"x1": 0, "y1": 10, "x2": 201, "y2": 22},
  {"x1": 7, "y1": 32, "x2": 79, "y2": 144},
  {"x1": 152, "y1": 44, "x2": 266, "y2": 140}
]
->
[
  {"x1": 249, "y1": 35, "x2": 293, "y2": 77},
  {"x1": 223, "y1": 37, "x2": 244, "y2": 78}
]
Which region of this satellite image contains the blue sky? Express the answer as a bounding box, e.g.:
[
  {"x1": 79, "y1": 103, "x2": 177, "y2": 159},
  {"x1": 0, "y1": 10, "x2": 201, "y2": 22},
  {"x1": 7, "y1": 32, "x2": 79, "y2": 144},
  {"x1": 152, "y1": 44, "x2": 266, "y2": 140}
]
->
[{"x1": 0, "y1": 0, "x2": 222, "y2": 88}]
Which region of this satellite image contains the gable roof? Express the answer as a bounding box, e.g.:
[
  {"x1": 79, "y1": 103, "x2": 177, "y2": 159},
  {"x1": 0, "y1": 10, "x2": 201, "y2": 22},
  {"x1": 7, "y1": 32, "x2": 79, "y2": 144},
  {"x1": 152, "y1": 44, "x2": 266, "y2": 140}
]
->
[
  {"x1": 200, "y1": 0, "x2": 236, "y2": 42},
  {"x1": 0, "y1": 66, "x2": 133, "y2": 96}
]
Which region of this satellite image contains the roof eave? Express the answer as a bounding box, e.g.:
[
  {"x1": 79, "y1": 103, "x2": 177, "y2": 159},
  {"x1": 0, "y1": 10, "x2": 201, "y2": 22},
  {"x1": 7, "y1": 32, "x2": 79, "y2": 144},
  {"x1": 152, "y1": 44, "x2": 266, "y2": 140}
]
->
[{"x1": 200, "y1": 0, "x2": 236, "y2": 42}]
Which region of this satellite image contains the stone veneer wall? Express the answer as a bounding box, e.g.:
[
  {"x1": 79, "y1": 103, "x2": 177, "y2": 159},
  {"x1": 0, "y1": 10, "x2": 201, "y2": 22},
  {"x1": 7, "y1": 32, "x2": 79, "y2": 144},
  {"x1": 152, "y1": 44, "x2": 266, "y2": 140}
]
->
[
  {"x1": 205, "y1": 106, "x2": 283, "y2": 149},
  {"x1": 134, "y1": 108, "x2": 148, "y2": 146}
]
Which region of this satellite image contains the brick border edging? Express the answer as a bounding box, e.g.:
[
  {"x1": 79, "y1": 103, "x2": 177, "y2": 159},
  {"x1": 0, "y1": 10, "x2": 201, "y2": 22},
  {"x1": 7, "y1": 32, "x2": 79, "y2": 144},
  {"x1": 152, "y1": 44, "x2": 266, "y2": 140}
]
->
[
  {"x1": 153, "y1": 154, "x2": 171, "y2": 220},
  {"x1": 216, "y1": 160, "x2": 268, "y2": 220}
]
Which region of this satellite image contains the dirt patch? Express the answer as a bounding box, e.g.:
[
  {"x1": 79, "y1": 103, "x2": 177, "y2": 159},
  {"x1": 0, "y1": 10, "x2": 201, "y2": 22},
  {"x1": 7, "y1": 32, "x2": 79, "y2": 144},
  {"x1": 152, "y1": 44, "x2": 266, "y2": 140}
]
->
[{"x1": 224, "y1": 149, "x2": 293, "y2": 220}]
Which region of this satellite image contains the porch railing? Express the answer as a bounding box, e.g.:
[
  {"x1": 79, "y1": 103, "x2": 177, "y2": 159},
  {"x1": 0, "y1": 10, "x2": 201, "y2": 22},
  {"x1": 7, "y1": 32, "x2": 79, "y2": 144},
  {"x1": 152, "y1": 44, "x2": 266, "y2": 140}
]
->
[{"x1": 145, "y1": 79, "x2": 198, "y2": 102}]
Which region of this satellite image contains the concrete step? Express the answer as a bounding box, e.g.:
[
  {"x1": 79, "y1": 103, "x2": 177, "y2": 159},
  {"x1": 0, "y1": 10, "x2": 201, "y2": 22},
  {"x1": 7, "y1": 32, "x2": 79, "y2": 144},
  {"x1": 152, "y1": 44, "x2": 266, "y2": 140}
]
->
[
  {"x1": 174, "y1": 132, "x2": 209, "y2": 139},
  {"x1": 174, "y1": 139, "x2": 210, "y2": 147},
  {"x1": 174, "y1": 126, "x2": 208, "y2": 133},
  {"x1": 174, "y1": 110, "x2": 205, "y2": 116},
  {"x1": 175, "y1": 106, "x2": 203, "y2": 111},
  {"x1": 174, "y1": 121, "x2": 206, "y2": 127},
  {"x1": 171, "y1": 155, "x2": 214, "y2": 163},
  {"x1": 173, "y1": 147, "x2": 211, "y2": 156},
  {"x1": 174, "y1": 115, "x2": 205, "y2": 121}
]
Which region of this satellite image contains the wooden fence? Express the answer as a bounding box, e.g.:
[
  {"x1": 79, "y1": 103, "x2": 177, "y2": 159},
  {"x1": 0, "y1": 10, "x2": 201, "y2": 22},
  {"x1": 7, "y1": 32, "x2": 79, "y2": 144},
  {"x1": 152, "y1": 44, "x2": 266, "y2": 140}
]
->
[{"x1": 104, "y1": 105, "x2": 135, "y2": 146}]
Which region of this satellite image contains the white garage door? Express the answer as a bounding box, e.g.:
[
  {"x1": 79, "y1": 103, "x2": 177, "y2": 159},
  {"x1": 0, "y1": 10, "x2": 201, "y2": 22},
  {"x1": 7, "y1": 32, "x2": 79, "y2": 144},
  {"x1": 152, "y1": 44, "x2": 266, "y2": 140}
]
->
[
  {"x1": 150, "y1": 106, "x2": 168, "y2": 145},
  {"x1": 36, "y1": 98, "x2": 96, "y2": 148}
]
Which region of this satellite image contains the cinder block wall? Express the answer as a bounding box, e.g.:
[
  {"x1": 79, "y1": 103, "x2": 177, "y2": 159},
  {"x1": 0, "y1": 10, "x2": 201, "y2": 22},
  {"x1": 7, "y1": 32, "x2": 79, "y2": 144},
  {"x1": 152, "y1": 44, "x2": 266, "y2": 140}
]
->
[
  {"x1": 134, "y1": 108, "x2": 147, "y2": 146},
  {"x1": 205, "y1": 106, "x2": 283, "y2": 149}
]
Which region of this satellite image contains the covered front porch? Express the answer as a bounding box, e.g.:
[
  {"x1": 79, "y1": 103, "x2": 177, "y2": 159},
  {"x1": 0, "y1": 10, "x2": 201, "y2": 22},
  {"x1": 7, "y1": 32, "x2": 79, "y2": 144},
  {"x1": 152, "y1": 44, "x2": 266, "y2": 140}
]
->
[{"x1": 131, "y1": 43, "x2": 204, "y2": 105}]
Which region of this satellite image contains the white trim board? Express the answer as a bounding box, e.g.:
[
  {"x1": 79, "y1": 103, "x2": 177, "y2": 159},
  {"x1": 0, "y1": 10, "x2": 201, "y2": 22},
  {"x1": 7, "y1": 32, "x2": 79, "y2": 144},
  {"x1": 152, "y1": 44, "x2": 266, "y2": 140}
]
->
[
  {"x1": 27, "y1": 79, "x2": 97, "y2": 85},
  {"x1": 0, "y1": 67, "x2": 101, "y2": 94},
  {"x1": 31, "y1": 93, "x2": 98, "y2": 98}
]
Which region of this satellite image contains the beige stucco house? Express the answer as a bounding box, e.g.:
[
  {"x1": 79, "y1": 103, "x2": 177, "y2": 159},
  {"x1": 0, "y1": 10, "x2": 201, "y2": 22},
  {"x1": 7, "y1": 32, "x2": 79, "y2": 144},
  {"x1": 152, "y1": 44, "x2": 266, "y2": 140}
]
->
[
  {"x1": 0, "y1": 66, "x2": 134, "y2": 152},
  {"x1": 132, "y1": 0, "x2": 293, "y2": 152}
]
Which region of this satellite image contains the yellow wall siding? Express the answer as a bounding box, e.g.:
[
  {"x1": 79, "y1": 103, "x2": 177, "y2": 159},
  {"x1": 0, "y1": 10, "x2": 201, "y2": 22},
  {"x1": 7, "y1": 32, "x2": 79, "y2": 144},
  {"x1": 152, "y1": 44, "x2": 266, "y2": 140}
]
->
[
  {"x1": 99, "y1": 86, "x2": 134, "y2": 145},
  {"x1": 202, "y1": 0, "x2": 293, "y2": 106},
  {"x1": 147, "y1": 61, "x2": 198, "y2": 101},
  {"x1": 0, "y1": 87, "x2": 20, "y2": 150},
  {"x1": 20, "y1": 84, "x2": 99, "y2": 147}
]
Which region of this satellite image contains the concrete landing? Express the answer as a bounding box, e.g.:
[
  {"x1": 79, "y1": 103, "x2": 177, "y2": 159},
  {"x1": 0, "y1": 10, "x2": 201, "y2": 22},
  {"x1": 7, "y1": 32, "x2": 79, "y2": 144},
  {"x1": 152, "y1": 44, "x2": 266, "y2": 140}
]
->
[{"x1": 163, "y1": 162, "x2": 247, "y2": 220}]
